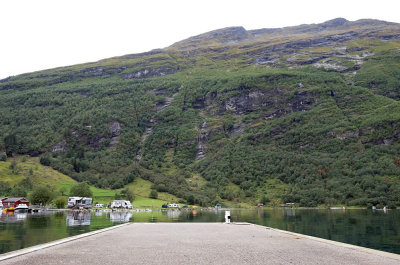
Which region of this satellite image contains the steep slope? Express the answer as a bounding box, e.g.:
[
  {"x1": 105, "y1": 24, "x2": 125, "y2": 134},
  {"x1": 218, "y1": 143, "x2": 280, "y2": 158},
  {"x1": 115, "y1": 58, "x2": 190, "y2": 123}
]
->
[{"x1": 1, "y1": 18, "x2": 400, "y2": 207}]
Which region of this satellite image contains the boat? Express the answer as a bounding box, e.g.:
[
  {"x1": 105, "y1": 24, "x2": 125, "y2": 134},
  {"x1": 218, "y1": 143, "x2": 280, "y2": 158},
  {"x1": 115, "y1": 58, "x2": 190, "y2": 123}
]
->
[
  {"x1": 14, "y1": 204, "x2": 29, "y2": 212},
  {"x1": 4, "y1": 207, "x2": 15, "y2": 213}
]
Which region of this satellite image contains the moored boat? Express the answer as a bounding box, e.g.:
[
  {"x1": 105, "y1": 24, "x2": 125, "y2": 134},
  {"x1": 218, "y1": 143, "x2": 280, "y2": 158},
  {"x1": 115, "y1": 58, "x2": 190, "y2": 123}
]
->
[{"x1": 14, "y1": 204, "x2": 29, "y2": 212}]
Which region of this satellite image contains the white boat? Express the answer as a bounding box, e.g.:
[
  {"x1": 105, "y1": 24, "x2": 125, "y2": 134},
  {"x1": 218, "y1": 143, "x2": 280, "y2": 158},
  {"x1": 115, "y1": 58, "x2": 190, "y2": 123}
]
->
[{"x1": 15, "y1": 204, "x2": 29, "y2": 212}]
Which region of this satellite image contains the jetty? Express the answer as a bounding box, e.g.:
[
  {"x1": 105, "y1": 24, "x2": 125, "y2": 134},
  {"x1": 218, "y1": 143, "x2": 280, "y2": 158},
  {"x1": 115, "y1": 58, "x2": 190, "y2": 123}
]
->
[{"x1": 1, "y1": 223, "x2": 399, "y2": 265}]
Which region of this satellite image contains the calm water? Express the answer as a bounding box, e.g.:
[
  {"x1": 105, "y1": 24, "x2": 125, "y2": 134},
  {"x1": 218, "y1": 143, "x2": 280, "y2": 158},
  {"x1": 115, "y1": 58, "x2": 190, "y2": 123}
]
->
[{"x1": 0, "y1": 209, "x2": 399, "y2": 255}]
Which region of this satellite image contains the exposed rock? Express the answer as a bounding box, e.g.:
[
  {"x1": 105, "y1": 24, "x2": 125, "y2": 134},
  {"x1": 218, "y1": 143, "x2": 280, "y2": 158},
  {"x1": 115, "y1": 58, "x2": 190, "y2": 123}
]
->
[
  {"x1": 178, "y1": 140, "x2": 196, "y2": 147},
  {"x1": 335, "y1": 131, "x2": 359, "y2": 140},
  {"x1": 383, "y1": 138, "x2": 394, "y2": 145},
  {"x1": 78, "y1": 66, "x2": 105, "y2": 76},
  {"x1": 231, "y1": 123, "x2": 244, "y2": 136},
  {"x1": 71, "y1": 130, "x2": 80, "y2": 138},
  {"x1": 110, "y1": 121, "x2": 121, "y2": 137},
  {"x1": 196, "y1": 88, "x2": 315, "y2": 118},
  {"x1": 196, "y1": 121, "x2": 208, "y2": 161},
  {"x1": 108, "y1": 137, "x2": 119, "y2": 148},
  {"x1": 122, "y1": 67, "x2": 177, "y2": 79},
  {"x1": 50, "y1": 140, "x2": 68, "y2": 152},
  {"x1": 298, "y1": 83, "x2": 305, "y2": 89}
]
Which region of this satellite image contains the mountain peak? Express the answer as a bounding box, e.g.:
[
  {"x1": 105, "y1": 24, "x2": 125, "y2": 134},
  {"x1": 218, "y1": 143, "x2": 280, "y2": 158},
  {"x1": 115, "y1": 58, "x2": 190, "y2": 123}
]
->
[
  {"x1": 321, "y1": 18, "x2": 349, "y2": 27},
  {"x1": 169, "y1": 26, "x2": 250, "y2": 49}
]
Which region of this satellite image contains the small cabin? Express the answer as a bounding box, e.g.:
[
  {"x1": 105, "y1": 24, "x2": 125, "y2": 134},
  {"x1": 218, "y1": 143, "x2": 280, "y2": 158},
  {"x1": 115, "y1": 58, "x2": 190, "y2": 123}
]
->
[{"x1": 2, "y1": 197, "x2": 30, "y2": 208}]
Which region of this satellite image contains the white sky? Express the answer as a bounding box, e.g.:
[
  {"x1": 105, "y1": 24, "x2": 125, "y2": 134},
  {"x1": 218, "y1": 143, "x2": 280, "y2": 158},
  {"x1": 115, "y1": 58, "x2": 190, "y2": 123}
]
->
[{"x1": 1, "y1": 0, "x2": 399, "y2": 79}]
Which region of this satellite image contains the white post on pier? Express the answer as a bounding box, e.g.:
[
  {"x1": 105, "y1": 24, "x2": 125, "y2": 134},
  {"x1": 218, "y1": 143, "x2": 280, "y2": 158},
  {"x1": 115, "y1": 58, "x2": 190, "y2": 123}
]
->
[{"x1": 225, "y1": 210, "x2": 231, "y2": 224}]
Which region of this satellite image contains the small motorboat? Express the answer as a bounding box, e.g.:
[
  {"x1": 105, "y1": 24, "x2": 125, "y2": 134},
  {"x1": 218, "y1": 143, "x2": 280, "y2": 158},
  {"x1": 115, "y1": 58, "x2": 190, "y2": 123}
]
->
[
  {"x1": 4, "y1": 207, "x2": 15, "y2": 213},
  {"x1": 14, "y1": 204, "x2": 29, "y2": 212}
]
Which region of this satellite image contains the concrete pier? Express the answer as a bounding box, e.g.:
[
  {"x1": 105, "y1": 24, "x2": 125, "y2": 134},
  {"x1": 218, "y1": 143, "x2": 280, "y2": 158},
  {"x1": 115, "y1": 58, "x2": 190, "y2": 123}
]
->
[{"x1": 1, "y1": 223, "x2": 399, "y2": 265}]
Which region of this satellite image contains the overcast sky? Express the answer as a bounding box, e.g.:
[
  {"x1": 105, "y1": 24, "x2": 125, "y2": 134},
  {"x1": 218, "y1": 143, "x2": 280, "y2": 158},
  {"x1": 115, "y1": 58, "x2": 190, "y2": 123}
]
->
[{"x1": 1, "y1": 0, "x2": 399, "y2": 79}]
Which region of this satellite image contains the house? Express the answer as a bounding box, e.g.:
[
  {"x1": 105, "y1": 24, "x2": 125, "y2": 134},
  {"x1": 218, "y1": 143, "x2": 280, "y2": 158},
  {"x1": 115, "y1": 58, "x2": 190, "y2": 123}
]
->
[
  {"x1": 0, "y1": 197, "x2": 7, "y2": 208},
  {"x1": 2, "y1": 197, "x2": 30, "y2": 208}
]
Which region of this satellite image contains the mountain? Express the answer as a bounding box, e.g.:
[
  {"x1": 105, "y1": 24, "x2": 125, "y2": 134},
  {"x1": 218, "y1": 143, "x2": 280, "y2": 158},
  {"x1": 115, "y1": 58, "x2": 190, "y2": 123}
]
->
[{"x1": 1, "y1": 18, "x2": 400, "y2": 207}]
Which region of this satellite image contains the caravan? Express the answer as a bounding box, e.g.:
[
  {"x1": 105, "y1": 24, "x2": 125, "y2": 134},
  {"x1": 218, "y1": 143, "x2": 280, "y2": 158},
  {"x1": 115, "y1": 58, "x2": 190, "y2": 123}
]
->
[
  {"x1": 110, "y1": 200, "x2": 132, "y2": 209},
  {"x1": 67, "y1": 197, "x2": 92, "y2": 209}
]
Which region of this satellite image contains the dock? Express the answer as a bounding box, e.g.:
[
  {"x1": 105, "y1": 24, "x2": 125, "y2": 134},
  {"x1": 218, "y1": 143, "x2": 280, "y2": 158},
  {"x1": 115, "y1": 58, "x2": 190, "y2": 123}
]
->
[{"x1": 1, "y1": 223, "x2": 399, "y2": 265}]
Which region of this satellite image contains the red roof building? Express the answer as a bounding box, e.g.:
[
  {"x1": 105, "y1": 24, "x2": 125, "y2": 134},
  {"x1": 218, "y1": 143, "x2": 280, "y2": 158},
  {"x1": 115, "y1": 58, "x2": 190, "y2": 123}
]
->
[{"x1": 2, "y1": 197, "x2": 30, "y2": 208}]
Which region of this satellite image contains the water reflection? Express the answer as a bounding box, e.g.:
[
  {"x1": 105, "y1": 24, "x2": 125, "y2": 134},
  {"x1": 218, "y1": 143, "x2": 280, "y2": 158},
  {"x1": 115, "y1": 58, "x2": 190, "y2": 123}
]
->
[
  {"x1": 166, "y1": 209, "x2": 180, "y2": 219},
  {"x1": 109, "y1": 211, "x2": 132, "y2": 222},
  {"x1": 94, "y1": 211, "x2": 103, "y2": 217},
  {"x1": 66, "y1": 212, "x2": 91, "y2": 226},
  {"x1": 0, "y1": 211, "x2": 28, "y2": 223}
]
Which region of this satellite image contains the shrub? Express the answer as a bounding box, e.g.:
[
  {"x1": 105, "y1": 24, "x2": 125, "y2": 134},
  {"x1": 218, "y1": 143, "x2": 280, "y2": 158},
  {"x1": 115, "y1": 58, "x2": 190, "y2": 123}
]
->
[
  {"x1": 54, "y1": 197, "x2": 67, "y2": 209},
  {"x1": 149, "y1": 190, "x2": 158, "y2": 199},
  {"x1": 30, "y1": 185, "x2": 55, "y2": 205},
  {"x1": 70, "y1": 182, "x2": 93, "y2": 197}
]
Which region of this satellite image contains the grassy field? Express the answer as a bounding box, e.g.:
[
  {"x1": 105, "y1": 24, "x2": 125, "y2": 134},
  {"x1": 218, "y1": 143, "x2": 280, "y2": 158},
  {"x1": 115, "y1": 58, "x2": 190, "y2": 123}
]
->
[
  {"x1": 125, "y1": 177, "x2": 182, "y2": 203},
  {"x1": 0, "y1": 156, "x2": 76, "y2": 190}
]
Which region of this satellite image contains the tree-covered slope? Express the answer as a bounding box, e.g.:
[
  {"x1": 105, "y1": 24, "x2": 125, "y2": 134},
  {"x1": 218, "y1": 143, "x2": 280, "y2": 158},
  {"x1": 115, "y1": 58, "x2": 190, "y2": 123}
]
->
[{"x1": 1, "y1": 18, "x2": 400, "y2": 207}]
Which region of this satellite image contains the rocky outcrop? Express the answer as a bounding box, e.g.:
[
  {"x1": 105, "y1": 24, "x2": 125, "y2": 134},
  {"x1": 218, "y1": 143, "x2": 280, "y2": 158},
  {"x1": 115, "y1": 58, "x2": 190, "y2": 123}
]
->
[
  {"x1": 135, "y1": 93, "x2": 178, "y2": 162},
  {"x1": 108, "y1": 121, "x2": 121, "y2": 148},
  {"x1": 122, "y1": 67, "x2": 177, "y2": 80},
  {"x1": 217, "y1": 89, "x2": 315, "y2": 116},
  {"x1": 196, "y1": 121, "x2": 208, "y2": 160},
  {"x1": 50, "y1": 140, "x2": 68, "y2": 152}
]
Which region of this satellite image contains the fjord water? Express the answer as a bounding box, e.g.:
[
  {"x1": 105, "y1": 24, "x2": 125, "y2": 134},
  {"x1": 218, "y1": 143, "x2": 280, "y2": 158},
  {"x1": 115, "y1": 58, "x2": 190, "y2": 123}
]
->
[{"x1": 0, "y1": 209, "x2": 399, "y2": 255}]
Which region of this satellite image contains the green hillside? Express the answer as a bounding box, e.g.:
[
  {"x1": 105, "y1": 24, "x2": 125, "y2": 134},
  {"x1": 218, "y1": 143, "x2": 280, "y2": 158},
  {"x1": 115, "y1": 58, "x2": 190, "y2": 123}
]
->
[
  {"x1": 0, "y1": 157, "x2": 176, "y2": 207},
  {"x1": 1, "y1": 18, "x2": 400, "y2": 207}
]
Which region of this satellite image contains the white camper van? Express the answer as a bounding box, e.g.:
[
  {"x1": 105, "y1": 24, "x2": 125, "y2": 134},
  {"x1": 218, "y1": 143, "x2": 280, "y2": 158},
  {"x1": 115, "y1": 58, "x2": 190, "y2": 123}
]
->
[
  {"x1": 167, "y1": 203, "x2": 180, "y2": 208},
  {"x1": 111, "y1": 200, "x2": 132, "y2": 209},
  {"x1": 67, "y1": 197, "x2": 93, "y2": 209}
]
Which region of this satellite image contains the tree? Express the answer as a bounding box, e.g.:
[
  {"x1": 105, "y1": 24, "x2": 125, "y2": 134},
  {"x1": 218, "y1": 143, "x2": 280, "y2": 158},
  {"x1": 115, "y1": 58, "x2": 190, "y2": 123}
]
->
[
  {"x1": 260, "y1": 195, "x2": 270, "y2": 205},
  {"x1": 40, "y1": 156, "x2": 51, "y2": 166},
  {"x1": 0, "y1": 152, "x2": 6, "y2": 161},
  {"x1": 30, "y1": 185, "x2": 55, "y2": 205},
  {"x1": 187, "y1": 194, "x2": 195, "y2": 205},
  {"x1": 4, "y1": 134, "x2": 18, "y2": 156},
  {"x1": 120, "y1": 188, "x2": 134, "y2": 201},
  {"x1": 59, "y1": 186, "x2": 67, "y2": 196},
  {"x1": 149, "y1": 190, "x2": 158, "y2": 199},
  {"x1": 11, "y1": 185, "x2": 27, "y2": 197},
  {"x1": 70, "y1": 182, "x2": 93, "y2": 197},
  {"x1": 54, "y1": 197, "x2": 67, "y2": 209},
  {"x1": 9, "y1": 160, "x2": 18, "y2": 173},
  {"x1": 0, "y1": 181, "x2": 11, "y2": 196}
]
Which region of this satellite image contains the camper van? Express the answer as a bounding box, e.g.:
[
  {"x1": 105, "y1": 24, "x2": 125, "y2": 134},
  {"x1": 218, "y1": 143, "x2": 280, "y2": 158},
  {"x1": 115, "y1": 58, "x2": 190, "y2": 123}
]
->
[
  {"x1": 67, "y1": 197, "x2": 92, "y2": 209},
  {"x1": 110, "y1": 200, "x2": 132, "y2": 209}
]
